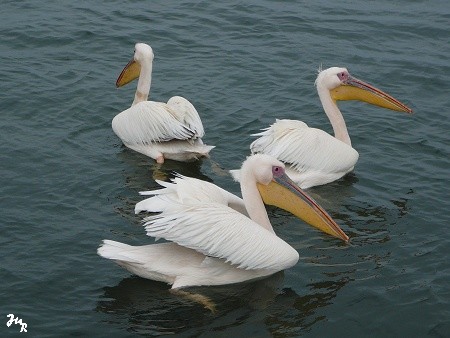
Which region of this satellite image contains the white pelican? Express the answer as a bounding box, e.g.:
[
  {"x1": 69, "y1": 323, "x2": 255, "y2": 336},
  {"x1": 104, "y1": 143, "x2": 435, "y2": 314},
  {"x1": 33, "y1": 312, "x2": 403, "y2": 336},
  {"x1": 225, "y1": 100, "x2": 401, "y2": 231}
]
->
[
  {"x1": 247, "y1": 67, "x2": 412, "y2": 189},
  {"x1": 112, "y1": 43, "x2": 214, "y2": 163},
  {"x1": 98, "y1": 154, "x2": 348, "y2": 289}
]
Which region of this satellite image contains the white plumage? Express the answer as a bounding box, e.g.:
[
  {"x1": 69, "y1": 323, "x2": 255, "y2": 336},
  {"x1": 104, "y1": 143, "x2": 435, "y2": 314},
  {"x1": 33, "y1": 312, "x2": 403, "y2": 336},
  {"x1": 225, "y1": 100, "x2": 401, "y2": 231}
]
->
[
  {"x1": 142, "y1": 203, "x2": 297, "y2": 271},
  {"x1": 112, "y1": 43, "x2": 214, "y2": 163},
  {"x1": 250, "y1": 119, "x2": 358, "y2": 189},
  {"x1": 248, "y1": 67, "x2": 412, "y2": 188},
  {"x1": 98, "y1": 154, "x2": 348, "y2": 289},
  {"x1": 136, "y1": 175, "x2": 247, "y2": 216}
]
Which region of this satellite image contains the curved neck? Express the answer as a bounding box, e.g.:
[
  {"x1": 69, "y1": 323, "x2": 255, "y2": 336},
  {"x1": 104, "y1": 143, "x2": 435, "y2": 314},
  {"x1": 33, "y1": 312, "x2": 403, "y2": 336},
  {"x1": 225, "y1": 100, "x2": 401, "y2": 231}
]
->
[
  {"x1": 317, "y1": 86, "x2": 352, "y2": 146},
  {"x1": 240, "y1": 171, "x2": 275, "y2": 234},
  {"x1": 132, "y1": 59, "x2": 153, "y2": 106}
]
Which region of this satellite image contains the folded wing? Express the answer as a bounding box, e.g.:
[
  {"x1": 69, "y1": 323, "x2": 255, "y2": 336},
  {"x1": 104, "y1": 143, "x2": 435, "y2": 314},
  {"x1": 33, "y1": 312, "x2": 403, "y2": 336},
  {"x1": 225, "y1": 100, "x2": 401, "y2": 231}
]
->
[
  {"x1": 250, "y1": 119, "x2": 359, "y2": 176},
  {"x1": 112, "y1": 101, "x2": 197, "y2": 145},
  {"x1": 167, "y1": 96, "x2": 205, "y2": 139}
]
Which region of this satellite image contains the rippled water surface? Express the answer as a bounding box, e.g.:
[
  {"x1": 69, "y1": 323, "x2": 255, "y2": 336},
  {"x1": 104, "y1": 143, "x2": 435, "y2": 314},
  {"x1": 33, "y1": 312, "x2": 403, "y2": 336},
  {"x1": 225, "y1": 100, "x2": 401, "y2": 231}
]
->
[{"x1": 1, "y1": 1, "x2": 449, "y2": 337}]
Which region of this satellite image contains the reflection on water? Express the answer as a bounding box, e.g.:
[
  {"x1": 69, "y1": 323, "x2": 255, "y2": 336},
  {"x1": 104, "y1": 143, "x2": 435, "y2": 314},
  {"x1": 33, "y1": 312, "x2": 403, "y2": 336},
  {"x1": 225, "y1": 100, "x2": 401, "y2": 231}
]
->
[
  {"x1": 117, "y1": 146, "x2": 214, "y2": 190},
  {"x1": 309, "y1": 172, "x2": 359, "y2": 198},
  {"x1": 390, "y1": 189, "x2": 413, "y2": 218},
  {"x1": 96, "y1": 271, "x2": 351, "y2": 336},
  {"x1": 340, "y1": 191, "x2": 411, "y2": 246},
  {"x1": 266, "y1": 276, "x2": 350, "y2": 336}
]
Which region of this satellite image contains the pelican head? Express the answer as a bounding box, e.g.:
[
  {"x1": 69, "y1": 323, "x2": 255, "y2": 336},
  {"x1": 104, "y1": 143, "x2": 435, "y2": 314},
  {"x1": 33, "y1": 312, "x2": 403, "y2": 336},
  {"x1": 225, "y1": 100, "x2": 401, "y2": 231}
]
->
[
  {"x1": 245, "y1": 154, "x2": 349, "y2": 242},
  {"x1": 316, "y1": 67, "x2": 412, "y2": 113},
  {"x1": 116, "y1": 43, "x2": 154, "y2": 88}
]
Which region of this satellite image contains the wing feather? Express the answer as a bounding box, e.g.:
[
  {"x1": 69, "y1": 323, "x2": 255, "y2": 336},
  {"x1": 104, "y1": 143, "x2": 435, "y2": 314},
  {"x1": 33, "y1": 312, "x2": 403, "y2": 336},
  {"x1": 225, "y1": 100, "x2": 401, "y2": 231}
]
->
[
  {"x1": 167, "y1": 96, "x2": 205, "y2": 138},
  {"x1": 250, "y1": 119, "x2": 359, "y2": 175},
  {"x1": 136, "y1": 175, "x2": 247, "y2": 215},
  {"x1": 112, "y1": 101, "x2": 196, "y2": 145},
  {"x1": 143, "y1": 203, "x2": 299, "y2": 271}
]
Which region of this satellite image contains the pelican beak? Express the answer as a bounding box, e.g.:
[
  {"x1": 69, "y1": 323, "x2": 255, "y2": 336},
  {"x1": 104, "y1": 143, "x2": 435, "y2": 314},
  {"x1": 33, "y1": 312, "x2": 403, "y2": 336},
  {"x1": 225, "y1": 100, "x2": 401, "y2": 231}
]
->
[
  {"x1": 330, "y1": 75, "x2": 412, "y2": 113},
  {"x1": 116, "y1": 58, "x2": 141, "y2": 88},
  {"x1": 257, "y1": 173, "x2": 349, "y2": 242}
]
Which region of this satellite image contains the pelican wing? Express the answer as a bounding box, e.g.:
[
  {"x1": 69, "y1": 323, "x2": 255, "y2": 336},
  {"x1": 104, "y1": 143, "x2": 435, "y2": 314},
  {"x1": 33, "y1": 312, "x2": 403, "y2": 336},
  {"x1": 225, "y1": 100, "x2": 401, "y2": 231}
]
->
[
  {"x1": 250, "y1": 119, "x2": 359, "y2": 176},
  {"x1": 167, "y1": 96, "x2": 205, "y2": 138},
  {"x1": 112, "y1": 101, "x2": 196, "y2": 145},
  {"x1": 142, "y1": 203, "x2": 299, "y2": 271},
  {"x1": 136, "y1": 175, "x2": 247, "y2": 216},
  {"x1": 136, "y1": 176, "x2": 297, "y2": 271}
]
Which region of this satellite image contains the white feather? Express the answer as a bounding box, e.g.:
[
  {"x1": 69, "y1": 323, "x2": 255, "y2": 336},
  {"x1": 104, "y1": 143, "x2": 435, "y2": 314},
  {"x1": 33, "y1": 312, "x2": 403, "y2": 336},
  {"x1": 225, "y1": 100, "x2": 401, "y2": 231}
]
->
[
  {"x1": 247, "y1": 66, "x2": 410, "y2": 188},
  {"x1": 98, "y1": 154, "x2": 316, "y2": 289},
  {"x1": 142, "y1": 203, "x2": 298, "y2": 271},
  {"x1": 167, "y1": 96, "x2": 205, "y2": 138},
  {"x1": 113, "y1": 43, "x2": 213, "y2": 162},
  {"x1": 250, "y1": 119, "x2": 359, "y2": 188},
  {"x1": 136, "y1": 175, "x2": 246, "y2": 215},
  {"x1": 112, "y1": 101, "x2": 196, "y2": 144}
]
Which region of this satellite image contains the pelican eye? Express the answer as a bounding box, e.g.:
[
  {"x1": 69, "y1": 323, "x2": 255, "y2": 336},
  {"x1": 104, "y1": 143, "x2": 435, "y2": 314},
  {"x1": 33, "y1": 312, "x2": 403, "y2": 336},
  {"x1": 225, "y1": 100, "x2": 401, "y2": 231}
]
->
[
  {"x1": 272, "y1": 166, "x2": 284, "y2": 177},
  {"x1": 338, "y1": 71, "x2": 348, "y2": 82}
]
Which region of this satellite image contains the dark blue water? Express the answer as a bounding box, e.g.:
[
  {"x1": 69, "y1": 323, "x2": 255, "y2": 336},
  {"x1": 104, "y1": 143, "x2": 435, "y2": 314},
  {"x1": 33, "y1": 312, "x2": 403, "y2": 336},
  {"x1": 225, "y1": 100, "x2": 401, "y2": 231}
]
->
[{"x1": 1, "y1": 1, "x2": 449, "y2": 337}]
